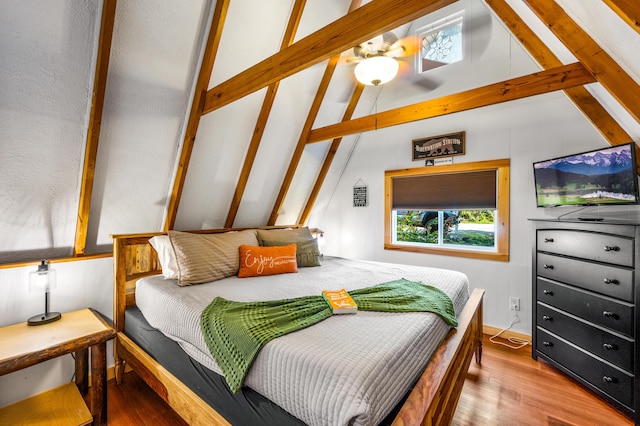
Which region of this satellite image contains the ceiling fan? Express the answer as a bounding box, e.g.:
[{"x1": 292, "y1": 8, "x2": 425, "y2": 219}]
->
[
  {"x1": 343, "y1": 32, "x2": 420, "y2": 86},
  {"x1": 341, "y1": 14, "x2": 491, "y2": 90}
]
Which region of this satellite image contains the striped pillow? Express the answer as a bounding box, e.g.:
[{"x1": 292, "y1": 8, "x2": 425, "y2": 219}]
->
[{"x1": 168, "y1": 230, "x2": 258, "y2": 286}]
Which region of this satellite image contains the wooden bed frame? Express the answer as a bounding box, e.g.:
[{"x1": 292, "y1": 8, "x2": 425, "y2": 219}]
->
[{"x1": 112, "y1": 226, "x2": 484, "y2": 426}]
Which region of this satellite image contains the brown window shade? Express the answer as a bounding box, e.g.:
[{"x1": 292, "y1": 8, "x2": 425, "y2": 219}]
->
[{"x1": 392, "y1": 170, "x2": 497, "y2": 210}]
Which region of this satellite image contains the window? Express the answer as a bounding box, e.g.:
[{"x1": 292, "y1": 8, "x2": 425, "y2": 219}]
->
[
  {"x1": 417, "y1": 11, "x2": 464, "y2": 73},
  {"x1": 394, "y1": 210, "x2": 496, "y2": 247},
  {"x1": 384, "y1": 159, "x2": 509, "y2": 261}
]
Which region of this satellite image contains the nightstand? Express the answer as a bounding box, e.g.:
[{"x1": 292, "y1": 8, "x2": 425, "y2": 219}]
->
[{"x1": 0, "y1": 308, "x2": 116, "y2": 425}]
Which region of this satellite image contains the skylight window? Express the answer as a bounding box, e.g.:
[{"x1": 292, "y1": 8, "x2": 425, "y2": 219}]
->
[{"x1": 417, "y1": 12, "x2": 464, "y2": 73}]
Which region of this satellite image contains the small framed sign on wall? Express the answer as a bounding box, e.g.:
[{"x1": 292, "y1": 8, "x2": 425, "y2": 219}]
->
[
  {"x1": 412, "y1": 131, "x2": 465, "y2": 161},
  {"x1": 353, "y1": 179, "x2": 368, "y2": 207}
]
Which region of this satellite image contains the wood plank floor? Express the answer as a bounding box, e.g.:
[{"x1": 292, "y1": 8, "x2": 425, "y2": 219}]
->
[
  {"x1": 106, "y1": 334, "x2": 633, "y2": 425},
  {"x1": 451, "y1": 335, "x2": 631, "y2": 425},
  {"x1": 106, "y1": 368, "x2": 188, "y2": 426}
]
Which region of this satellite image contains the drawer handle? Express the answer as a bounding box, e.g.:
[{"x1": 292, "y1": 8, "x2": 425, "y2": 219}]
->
[
  {"x1": 542, "y1": 315, "x2": 552, "y2": 321},
  {"x1": 542, "y1": 341, "x2": 552, "y2": 347},
  {"x1": 602, "y1": 376, "x2": 614, "y2": 383},
  {"x1": 603, "y1": 311, "x2": 616, "y2": 318},
  {"x1": 544, "y1": 238, "x2": 554, "y2": 243},
  {"x1": 603, "y1": 343, "x2": 616, "y2": 350},
  {"x1": 603, "y1": 278, "x2": 619, "y2": 285},
  {"x1": 543, "y1": 264, "x2": 554, "y2": 270},
  {"x1": 604, "y1": 246, "x2": 620, "y2": 252},
  {"x1": 543, "y1": 290, "x2": 553, "y2": 296}
]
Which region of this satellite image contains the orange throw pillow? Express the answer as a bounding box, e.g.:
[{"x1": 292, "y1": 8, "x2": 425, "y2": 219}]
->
[{"x1": 238, "y1": 244, "x2": 298, "y2": 278}]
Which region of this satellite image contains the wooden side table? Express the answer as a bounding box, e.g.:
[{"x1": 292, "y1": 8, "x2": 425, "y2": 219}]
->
[{"x1": 0, "y1": 308, "x2": 116, "y2": 425}]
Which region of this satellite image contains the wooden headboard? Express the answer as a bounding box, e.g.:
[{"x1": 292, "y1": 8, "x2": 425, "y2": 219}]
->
[{"x1": 111, "y1": 225, "x2": 302, "y2": 335}]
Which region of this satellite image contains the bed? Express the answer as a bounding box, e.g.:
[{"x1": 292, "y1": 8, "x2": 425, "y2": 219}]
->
[{"x1": 112, "y1": 226, "x2": 484, "y2": 425}]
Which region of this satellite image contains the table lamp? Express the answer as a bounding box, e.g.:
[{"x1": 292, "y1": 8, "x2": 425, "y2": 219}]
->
[
  {"x1": 309, "y1": 228, "x2": 325, "y2": 261},
  {"x1": 28, "y1": 259, "x2": 61, "y2": 326}
]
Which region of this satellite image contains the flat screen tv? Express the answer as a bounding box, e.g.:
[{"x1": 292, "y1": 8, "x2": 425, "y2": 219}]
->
[{"x1": 533, "y1": 142, "x2": 639, "y2": 208}]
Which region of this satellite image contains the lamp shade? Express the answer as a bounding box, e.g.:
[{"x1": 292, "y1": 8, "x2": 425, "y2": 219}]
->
[
  {"x1": 29, "y1": 260, "x2": 56, "y2": 292},
  {"x1": 354, "y1": 56, "x2": 399, "y2": 86},
  {"x1": 28, "y1": 259, "x2": 61, "y2": 326}
]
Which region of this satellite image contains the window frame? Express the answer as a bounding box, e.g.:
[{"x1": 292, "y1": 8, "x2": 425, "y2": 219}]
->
[
  {"x1": 384, "y1": 159, "x2": 510, "y2": 261},
  {"x1": 416, "y1": 11, "x2": 465, "y2": 74}
]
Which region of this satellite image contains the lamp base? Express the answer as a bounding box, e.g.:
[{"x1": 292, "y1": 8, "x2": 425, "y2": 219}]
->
[{"x1": 27, "y1": 311, "x2": 62, "y2": 326}]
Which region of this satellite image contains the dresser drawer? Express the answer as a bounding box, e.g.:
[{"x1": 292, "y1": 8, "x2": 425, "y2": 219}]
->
[
  {"x1": 537, "y1": 229, "x2": 633, "y2": 267},
  {"x1": 536, "y1": 328, "x2": 633, "y2": 409},
  {"x1": 536, "y1": 278, "x2": 634, "y2": 337},
  {"x1": 537, "y1": 252, "x2": 634, "y2": 302},
  {"x1": 537, "y1": 303, "x2": 634, "y2": 372}
]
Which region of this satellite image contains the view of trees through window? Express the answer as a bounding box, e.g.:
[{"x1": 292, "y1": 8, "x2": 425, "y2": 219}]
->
[{"x1": 395, "y1": 210, "x2": 495, "y2": 248}]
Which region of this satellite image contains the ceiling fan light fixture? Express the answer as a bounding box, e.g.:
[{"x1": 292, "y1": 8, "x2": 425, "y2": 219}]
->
[{"x1": 354, "y1": 56, "x2": 399, "y2": 86}]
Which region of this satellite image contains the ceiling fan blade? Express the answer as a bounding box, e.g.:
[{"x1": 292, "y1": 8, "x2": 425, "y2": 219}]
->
[
  {"x1": 386, "y1": 35, "x2": 421, "y2": 58},
  {"x1": 381, "y1": 31, "x2": 399, "y2": 46},
  {"x1": 338, "y1": 55, "x2": 363, "y2": 65},
  {"x1": 396, "y1": 59, "x2": 443, "y2": 91},
  {"x1": 464, "y1": 13, "x2": 492, "y2": 57},
  {"x1": 465, "y1": 13, "x2": 492, "y2": 36},
  {"x1": 396, "y1": 58, "x2": 412, "y2": 76},
  {"x1": 408, "y1": 75, "x2": 443, "y2": 91}
]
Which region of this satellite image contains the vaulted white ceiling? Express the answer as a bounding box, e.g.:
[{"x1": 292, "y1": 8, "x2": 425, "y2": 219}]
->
[{"x1": 1, "y1": 0, "x2": 639, "y2": 264}]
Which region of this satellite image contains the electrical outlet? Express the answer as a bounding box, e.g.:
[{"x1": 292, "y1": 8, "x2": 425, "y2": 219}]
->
[{"x1": 509, "y1": 297, "x2": 520, "y2": 311}]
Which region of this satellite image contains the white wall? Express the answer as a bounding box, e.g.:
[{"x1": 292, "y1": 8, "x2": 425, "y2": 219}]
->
[
  {"x1": 315, "y1": 90, "x2": 640, "y2": 336},
  {"x1": 0, "y1": 1, "x2": 100, "y2": 263}
]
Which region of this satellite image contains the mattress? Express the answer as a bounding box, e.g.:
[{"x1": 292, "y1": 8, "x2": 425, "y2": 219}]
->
[
  {"x1": 124, "y1": 306, "x2": 306, "y2": 425},
  {"x1": 135, "y1": 256, "x2": 470, "y2": 426}
]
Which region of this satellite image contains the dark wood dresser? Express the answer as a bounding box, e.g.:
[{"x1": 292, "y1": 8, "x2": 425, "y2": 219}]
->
[{"x1": 532, "y1": 219, "x2": 639, "y2": 421}]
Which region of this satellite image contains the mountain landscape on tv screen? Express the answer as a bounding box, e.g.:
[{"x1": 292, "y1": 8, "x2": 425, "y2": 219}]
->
[
  {"x1": 534, "y1": 145, "x2": 637, "y2": 206},
  {"x1": 540, "y1": 147, "x2": 632, "y2": 176}
]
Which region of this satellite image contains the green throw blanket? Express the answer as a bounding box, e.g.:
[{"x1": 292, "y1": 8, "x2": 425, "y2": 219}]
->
[{"x1": 200, "y1": 278, "x2": 457, "y2": 392}]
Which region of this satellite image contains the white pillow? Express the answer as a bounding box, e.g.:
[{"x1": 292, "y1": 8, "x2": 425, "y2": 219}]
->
[{"x1": 149, "y1": 235, "x2": 178, "y2": 279}]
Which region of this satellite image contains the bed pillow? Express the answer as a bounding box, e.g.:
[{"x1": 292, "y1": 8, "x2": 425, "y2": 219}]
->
[
  {"x1": 169, "y1": 229, "x2": 259, "y2": 286},
  {"x1": 261, "y1": 238, "x2": 321, "y2": 267},
  {"x1": 238, "y1": 244, "x2": 298, "y2": 278},
  {"x1": 149, "y1": 235, "x2": 179, "y2": 279},
  {"x1": 256, "y1": 227, "x2": 313, "y2": 245}
]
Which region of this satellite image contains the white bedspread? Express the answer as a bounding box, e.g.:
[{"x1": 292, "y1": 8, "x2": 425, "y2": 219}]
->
[{"x1": 135, "y1": 257, "x2": 469, "y2": 426}]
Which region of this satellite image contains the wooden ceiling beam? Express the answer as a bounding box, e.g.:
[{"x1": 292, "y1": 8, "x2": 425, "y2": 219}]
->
[
  {"x1": 266, "y1": 57, "x2": 340, "y2": 225},
  {"x1": 267, "y1": 0, "x2": 363, "y2": 226},
  {"x1": 486, "y1": 0, "x2": 633, "y2": 146},
  {"x1": 164, "y1": 0, "x2": 230, "y2": 232},
  {"x1": 73, "y1": 0, "x2": 117, "y2": 256},
  {"x1": 202, "y1": 0, "x2": 457, "y2": 114},
  {"x1": 525, "y1": 0, "x2": 640, "y2": 123},
  {"x1": 224, "y1": 0, "x2": 307, "y2": 228},
  {"x1": 602, "y1": 0, "x2": 640, "y2": 35},
  {"x1": 307, "y1": 63, "x2": 596, "y2": 143},
  {"x1": 298, "y1": 83, "x2": 365, "y2": 226}
]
